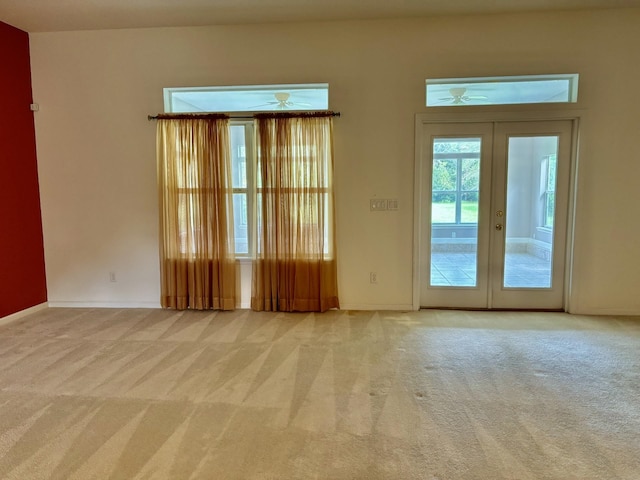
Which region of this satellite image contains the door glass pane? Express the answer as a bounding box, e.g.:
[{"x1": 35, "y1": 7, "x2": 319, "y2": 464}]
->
[
  {"x1": 430, "y1": 138, "x2": 481, "y2": 287},
  {"x1": 503, "y1": 136, "x2": 558, "y2": 288}
]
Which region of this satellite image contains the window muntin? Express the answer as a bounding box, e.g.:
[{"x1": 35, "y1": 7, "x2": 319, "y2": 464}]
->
[
  {"x1": 426, "y1": 74, "x2": 579, "y2": 107},
  {"x1": 165, "y1": 84, "x2": 329, "y2": 113}
]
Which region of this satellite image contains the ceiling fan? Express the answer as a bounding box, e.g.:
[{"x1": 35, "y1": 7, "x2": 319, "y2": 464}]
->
[
  {"x1": 250, "y1": 92, "x2": 312, "y2": 110},
  {"x1": 438, "y1": 87, "x2": 488, "y2": 105}
]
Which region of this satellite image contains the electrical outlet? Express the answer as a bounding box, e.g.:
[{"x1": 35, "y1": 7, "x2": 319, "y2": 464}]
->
[
  {"x1": 370, "y1": 272, "x2": 378, "y2": 284},
  {"x1": 109, "y1": 271, "x2": 117, "y2": 282}
]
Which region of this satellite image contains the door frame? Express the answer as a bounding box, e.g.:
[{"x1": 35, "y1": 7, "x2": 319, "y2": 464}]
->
[{"x1": 413, "y1": 108, "x2": 584, "y2": 311}]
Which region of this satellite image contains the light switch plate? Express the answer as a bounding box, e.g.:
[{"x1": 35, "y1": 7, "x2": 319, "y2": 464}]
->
[{"x1": 370, "y1": 199, "x2": 387, "y2": 211}]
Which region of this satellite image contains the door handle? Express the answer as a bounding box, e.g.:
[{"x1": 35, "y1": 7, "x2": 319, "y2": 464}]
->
[{"x1": 495, "y1": 224, "x2": 503, "y2": 231}]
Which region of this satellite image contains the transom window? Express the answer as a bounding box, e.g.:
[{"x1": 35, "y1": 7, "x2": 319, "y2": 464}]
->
[
  {"x1": 164, "y1": 84, "x2": 329, "y2": 113},
  {"x1": 426, "y1": 74, "x2": 579, "y2": 107}
]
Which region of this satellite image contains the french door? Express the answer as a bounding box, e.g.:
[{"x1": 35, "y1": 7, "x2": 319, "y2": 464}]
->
[{"x1": 417, "y1": 119, "x2": 574, "y2": 309}]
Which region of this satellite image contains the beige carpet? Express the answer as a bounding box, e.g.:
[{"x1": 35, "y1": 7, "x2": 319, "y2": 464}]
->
[{"x1": 0, "y1": 308, "x2": 638, "y2": 479}]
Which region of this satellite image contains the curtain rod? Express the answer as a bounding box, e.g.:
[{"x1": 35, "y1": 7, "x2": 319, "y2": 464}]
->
[{"x1": 148, "y1": 112, "x2": 341, "y2": 121}]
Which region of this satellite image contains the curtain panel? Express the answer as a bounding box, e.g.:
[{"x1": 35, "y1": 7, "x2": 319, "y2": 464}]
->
[
  {"x1": 157, "y1": 116, "x2": 236, "y2": 310},
  {"x1": 251, "y1": 114, "x2": 340, "y2": 312}
]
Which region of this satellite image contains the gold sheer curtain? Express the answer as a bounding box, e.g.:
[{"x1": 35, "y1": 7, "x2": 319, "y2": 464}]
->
[
  {"x1": 157, "y1": 115, "x2": 236, "y2": 310},
  {"x1": 251, "y1": 113, "x2": 339, "y2": 312}
]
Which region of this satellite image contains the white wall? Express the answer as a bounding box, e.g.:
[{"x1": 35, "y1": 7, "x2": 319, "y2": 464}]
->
[
  {"x1": 30, "y1": 9, "x2": 640, "y2": 314},
  {"x1": 505, "y1": 137, "x2": 558, "y2": 239},
  {"x1": 505, "y1": 138, "x2": 535, "y2": 239}
]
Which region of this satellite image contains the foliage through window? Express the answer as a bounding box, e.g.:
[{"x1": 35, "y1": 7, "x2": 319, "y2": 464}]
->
[{"x1": 432, "y1": 139, "x2": 481, "y2": 224}]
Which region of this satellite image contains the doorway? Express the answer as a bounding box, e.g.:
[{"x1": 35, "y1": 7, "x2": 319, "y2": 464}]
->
[{"x1": 415, "y1": 118, "x2": 575, "y2": 310}]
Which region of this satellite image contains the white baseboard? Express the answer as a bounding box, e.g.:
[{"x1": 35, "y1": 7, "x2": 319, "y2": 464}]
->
[
  {"x1": 50, "y1": 301, "x2": 416, "y2": 312},
  {"x1": 48, "y1": 301, "x2": 162, "y2": 309},
  {"x1": 339, "y1": 303, "x2": 415, "y2": 311},
  {"x1": 0, "y1": 302, "x2": 49, "y2": 326},
  {"x1": 571, "y1": 306, "x2": 640, "y2": 316}
]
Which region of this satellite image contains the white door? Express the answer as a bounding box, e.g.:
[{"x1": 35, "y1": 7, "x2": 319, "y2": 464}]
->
[{"x1": 418, "y1": 120, "x2": 574, "y2": 309}]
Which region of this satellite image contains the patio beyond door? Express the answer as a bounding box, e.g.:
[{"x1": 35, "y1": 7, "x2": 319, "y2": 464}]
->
[{"x1": 417, "y1": 120, "x2": 573, "y2": 309}]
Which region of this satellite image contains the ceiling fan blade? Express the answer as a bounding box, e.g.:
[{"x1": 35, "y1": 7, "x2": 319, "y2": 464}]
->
[
  {"x1": 432, "y1": 99, "x2": 454, "y2": 105},
  {"x1": 431, "y1": 86, "x2": 494, "y2": 92},
  {"x1": 247, "y1": 101, "x2": 280, "y2": 108}
]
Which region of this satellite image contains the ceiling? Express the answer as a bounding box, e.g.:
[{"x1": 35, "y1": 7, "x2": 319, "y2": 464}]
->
[{"x1": 1, "y1": 0, "x2": 640, "y2": 33}]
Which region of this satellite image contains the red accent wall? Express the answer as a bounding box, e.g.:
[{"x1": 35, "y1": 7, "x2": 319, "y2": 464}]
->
[{"x1": 0, "y1": 21, "x2": 47, "y2": 317}]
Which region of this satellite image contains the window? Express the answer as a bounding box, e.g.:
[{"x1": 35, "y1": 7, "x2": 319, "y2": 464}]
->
[
  {"x1": 164, "y1": 84, "x2": 329, "y2": 113},
  {"x1": 543, "y1": 154, "x2": 557, "y2": 227},
  {"x1": 230, "y1": 123, "x2": 252, "y2": 255},
  {"x1": 426, "y1": 74, "x2": 579, "y2": 107},
  {"x1": 432, "y1": 139, "x2": 480, "y2": 224},
  {"x1": 229, "y1": 120, "x2": 332, "y2": 257},
  {"x1": 165, "y1": 84, "x2": 332, "y2": 257}
]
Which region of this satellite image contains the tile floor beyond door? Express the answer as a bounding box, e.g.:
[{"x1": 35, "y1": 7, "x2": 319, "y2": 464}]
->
[{"x1": 431, "y1": 252, "x2": 552, "y2": 288}]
